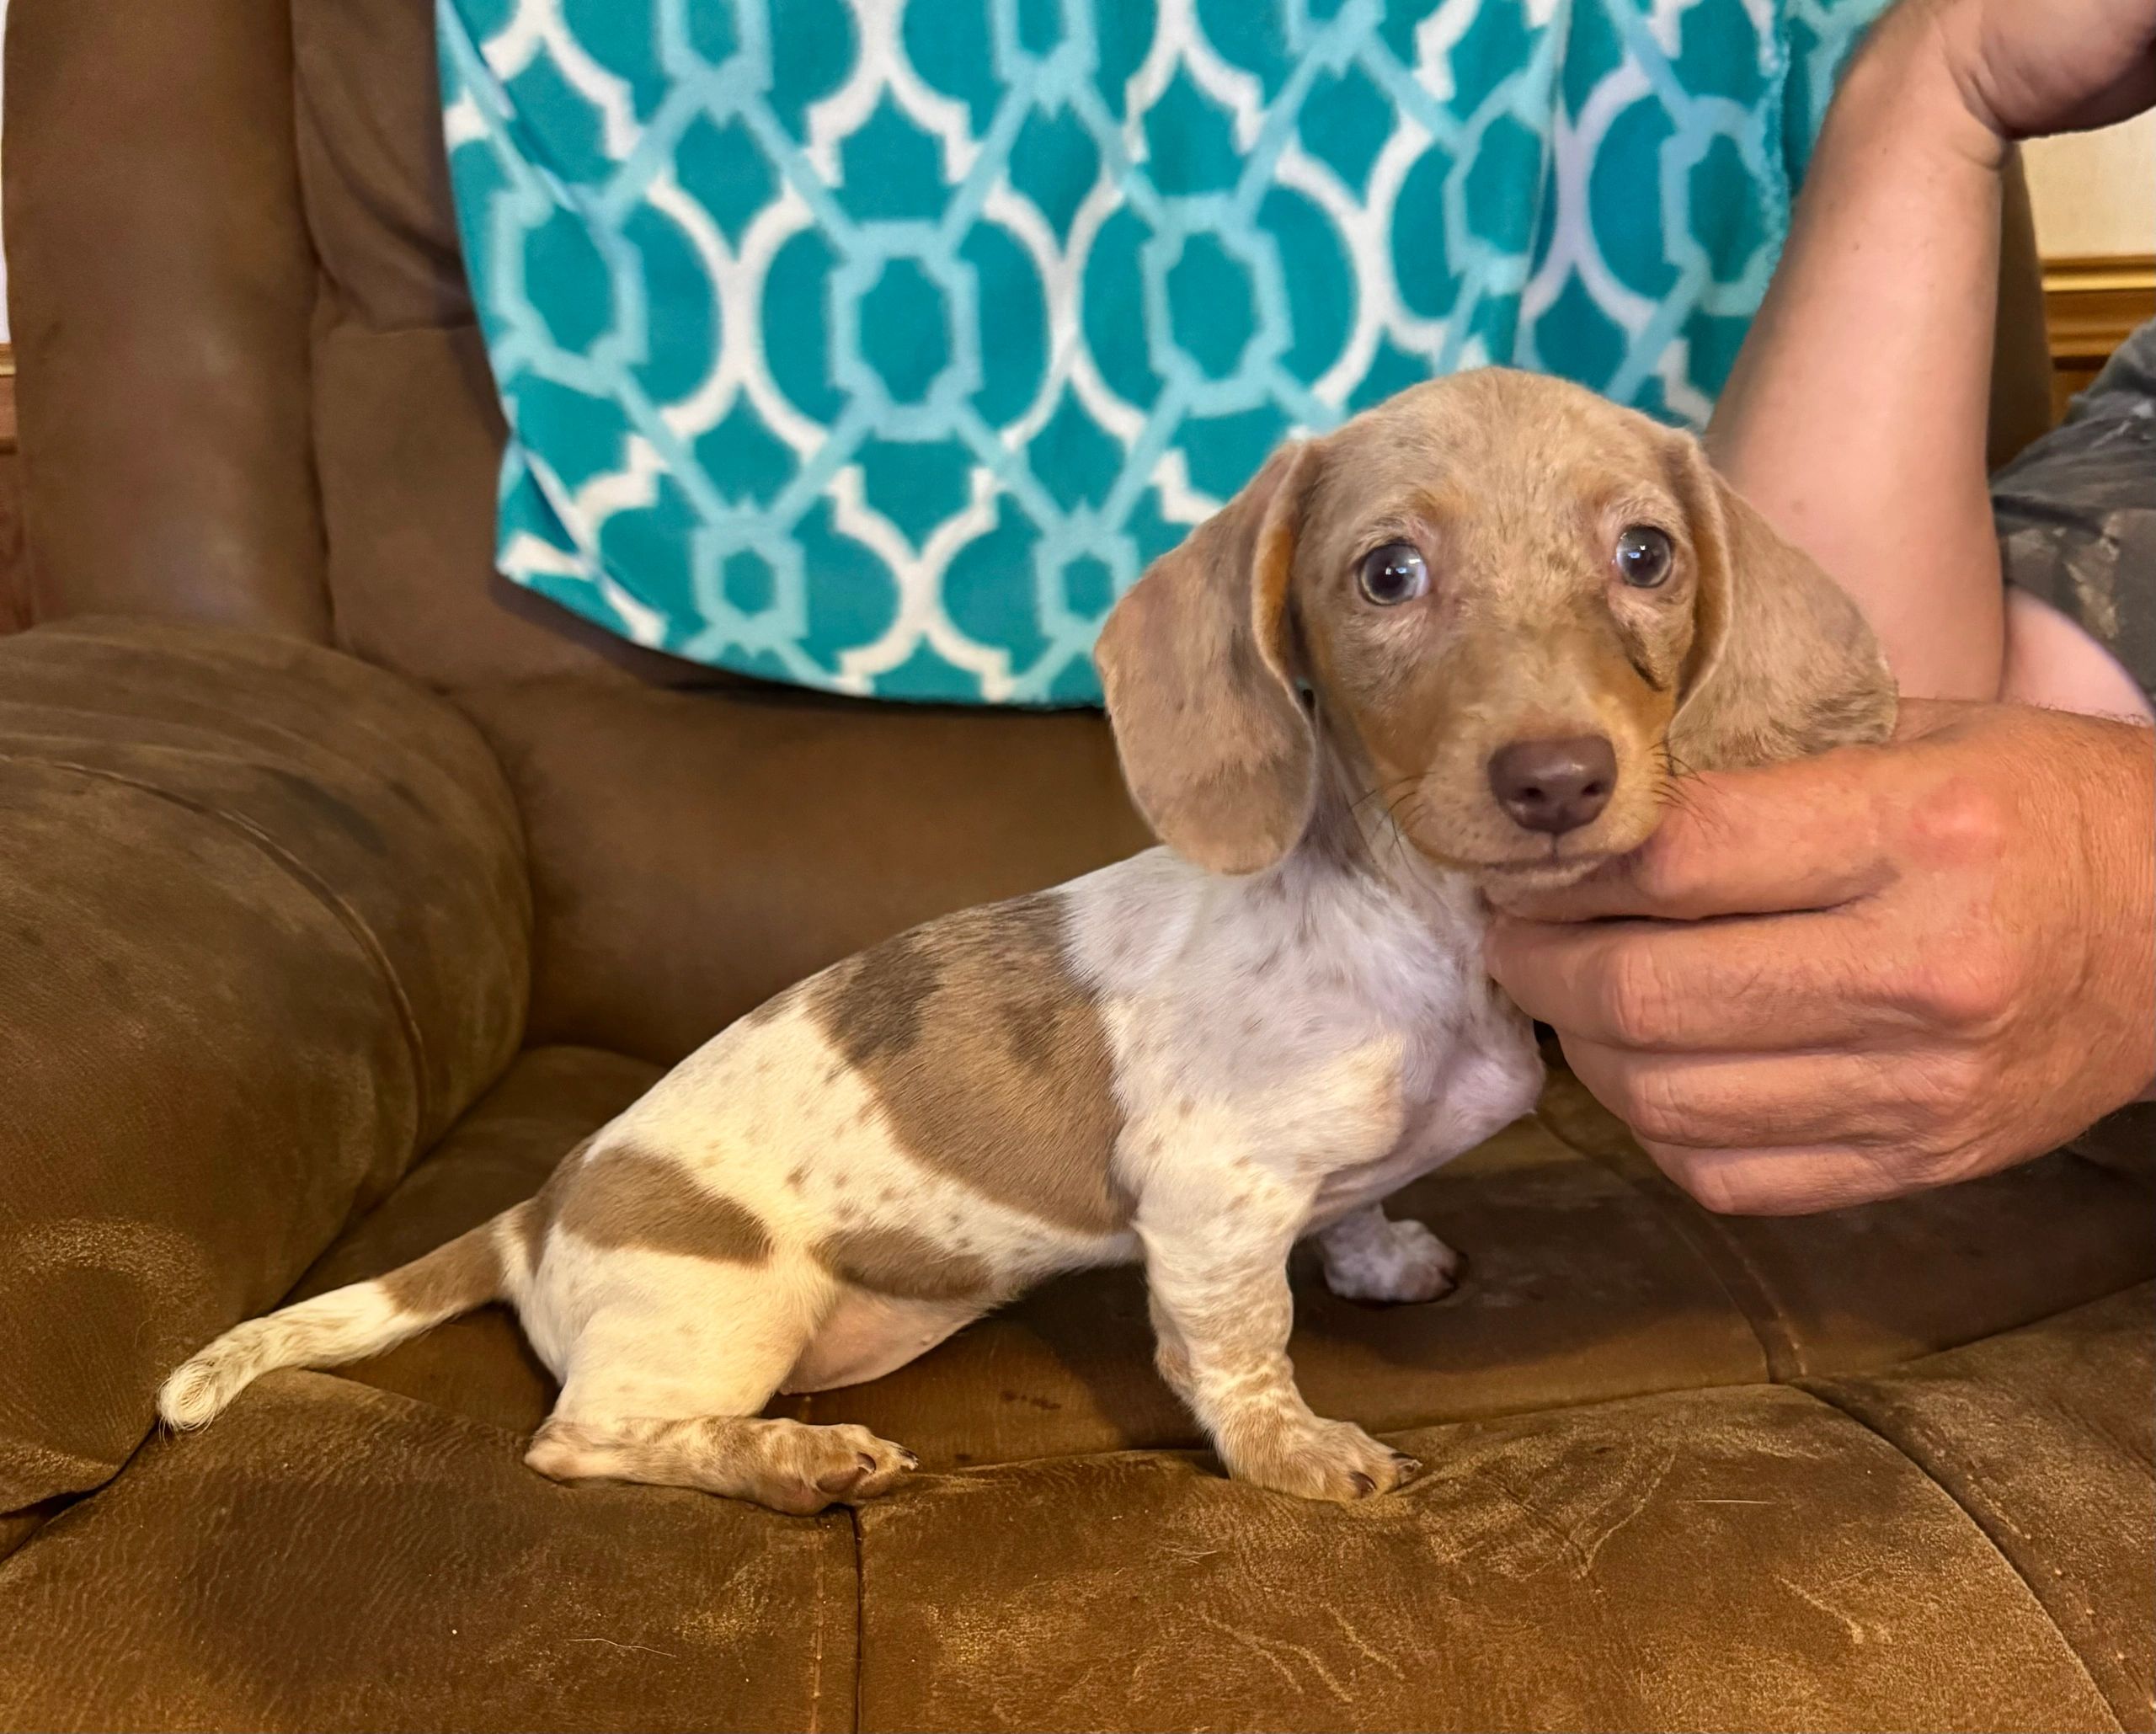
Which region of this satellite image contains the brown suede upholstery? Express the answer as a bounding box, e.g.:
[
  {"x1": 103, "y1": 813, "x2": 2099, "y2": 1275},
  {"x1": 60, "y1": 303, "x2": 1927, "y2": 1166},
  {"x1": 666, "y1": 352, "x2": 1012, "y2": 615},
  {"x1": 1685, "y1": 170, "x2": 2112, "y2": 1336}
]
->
[
  {"x1": 3, "y1": 0, "x2": 327, "y2": 635},
  {"x1": 851, "y1": 1356, "x2": 2129, "y2": 1734},
  {"x1": 459, "y1": 678, "x2": 1154, "y2": 1061},
  {"x1": 3, "y1": 2, "x2": 2148, "y2": 1730},
  {"x1": 0, "y1": 1373, "x2": 857, "y2": 1734},
  {"x1": 0, "y1": 619, "x2": 526, "y2": 1529}
]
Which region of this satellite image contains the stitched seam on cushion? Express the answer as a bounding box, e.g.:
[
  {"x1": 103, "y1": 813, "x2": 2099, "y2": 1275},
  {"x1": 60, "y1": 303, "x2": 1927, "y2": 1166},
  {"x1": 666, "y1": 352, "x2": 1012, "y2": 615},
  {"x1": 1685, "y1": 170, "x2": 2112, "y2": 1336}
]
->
[
  {"x1": 807, "y1": 1515, "x2": 827, "y2": 1734},
  {"x1": 1795, "y1": 1381, "x2": 2131, "y2": 1733},
  {"x1": 1655, "y1": 1209, "x2": 1804, "y2": 1379},
  {"x1": 1552, "y1": 1119, "x2": 1798, "y2": 1379},
  {"x1": 0, "y1": 1497, "x2": 62, "y2": 1566},
  {"x1": 31, "y1": 625, "x2": 476, "y2": 798},
  {"x1": 6, "y1": 756, "x2": 432, "y2": 1146},
  {"x1": 850, "y1": 1505, "x2": 867, "y2": 1734},
  {"x1": 19, "y1": 629, "x2": 535, "y2": 929}
]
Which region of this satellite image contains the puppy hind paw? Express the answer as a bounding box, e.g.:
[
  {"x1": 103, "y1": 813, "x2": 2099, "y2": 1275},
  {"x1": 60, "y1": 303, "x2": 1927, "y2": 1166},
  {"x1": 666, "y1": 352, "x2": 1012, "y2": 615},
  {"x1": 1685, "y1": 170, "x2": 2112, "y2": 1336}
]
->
[
  {"x1": 765, "y1": 1423, "x2": 918, "y2": 1514},
  {"x1": 1321, "y1": 1219, "x2": 1462, "y2": 1305},
  {"x1": 523, "y1": 1417, "x2": 920, "y2": 1515}
]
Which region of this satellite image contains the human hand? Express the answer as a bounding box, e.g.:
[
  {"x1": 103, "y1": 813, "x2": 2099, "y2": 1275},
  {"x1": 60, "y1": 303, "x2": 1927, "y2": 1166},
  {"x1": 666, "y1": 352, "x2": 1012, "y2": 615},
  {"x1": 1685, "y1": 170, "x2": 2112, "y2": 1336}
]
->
[
  {"x1": 1484, "y1": 702, "x2": 2156, "y2": 1215},
  {"x1": 1892, "y1": 0, "x2": 2156, "y2": 147}
]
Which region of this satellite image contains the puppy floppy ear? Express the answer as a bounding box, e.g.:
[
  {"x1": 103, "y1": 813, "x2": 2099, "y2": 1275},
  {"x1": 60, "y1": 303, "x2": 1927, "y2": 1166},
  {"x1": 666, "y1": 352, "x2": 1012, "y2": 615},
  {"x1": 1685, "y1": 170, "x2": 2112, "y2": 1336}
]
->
[
  {"x1": 1664, "y1": 435, "x2": 1897, "y2": 771},
  {"x1": 1096, "y1": 441, "x2": 1321, "y2": 874}
]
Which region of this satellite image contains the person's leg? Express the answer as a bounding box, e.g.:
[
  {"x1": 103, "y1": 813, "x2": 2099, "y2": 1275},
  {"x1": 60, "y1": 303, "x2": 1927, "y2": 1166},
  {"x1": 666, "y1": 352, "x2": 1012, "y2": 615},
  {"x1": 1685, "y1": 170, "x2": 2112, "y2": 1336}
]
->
[{"x1": 2000, "y1": 588, "x2": 2155, "y2": 723}]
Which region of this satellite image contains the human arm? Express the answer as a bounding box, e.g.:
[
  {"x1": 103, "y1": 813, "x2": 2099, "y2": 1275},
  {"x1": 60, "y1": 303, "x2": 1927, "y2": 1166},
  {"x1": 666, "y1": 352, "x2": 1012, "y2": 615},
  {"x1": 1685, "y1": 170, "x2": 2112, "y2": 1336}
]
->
[
  {"x1": 1706, "y1": 0, "x2": 2156, "y2": 704},
  {"x1": 1705, "y1": 6, "x2": 2015, "y2": 698}
]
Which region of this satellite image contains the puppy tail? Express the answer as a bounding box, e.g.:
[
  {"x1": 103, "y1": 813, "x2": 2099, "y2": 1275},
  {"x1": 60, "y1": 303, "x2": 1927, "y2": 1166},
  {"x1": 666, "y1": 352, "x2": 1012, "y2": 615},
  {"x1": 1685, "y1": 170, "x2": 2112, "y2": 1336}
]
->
[{"x1": 157, "y1": 1207, "x2": 526, "y2": 1431}]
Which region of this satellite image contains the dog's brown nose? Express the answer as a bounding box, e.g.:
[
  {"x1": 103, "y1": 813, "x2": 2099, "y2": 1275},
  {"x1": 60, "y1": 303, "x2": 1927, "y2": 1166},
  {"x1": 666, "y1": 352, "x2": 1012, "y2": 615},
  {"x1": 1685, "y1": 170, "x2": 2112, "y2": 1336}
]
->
[{"x1": 1486, "y1": 735, "x2": 1617, "y2": 835}]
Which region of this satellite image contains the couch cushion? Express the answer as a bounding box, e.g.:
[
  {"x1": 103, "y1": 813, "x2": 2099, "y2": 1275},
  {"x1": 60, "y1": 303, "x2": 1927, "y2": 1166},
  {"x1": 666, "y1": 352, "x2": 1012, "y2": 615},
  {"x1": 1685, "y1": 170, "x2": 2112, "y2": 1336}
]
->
[
  {"x1": 0, "y1": 1372, "x2": 856, "y2": 1733},
  {"x1": 1, "y1": 753, "x2": 406, "y2": 1519},
  {"x1": 1540, "y1": 1066, "x2": 2156, "y2": 1376},
  {"x1": 1806, "y1": 1285, "x2": 2156, "y2": 1731},
  {"x1": 0, "y1": 620, "x2": 527, "y2": 1530},
  {"x1": 853, "y1": 1379, "x2": 2118, "y2": 1732},
  {"x1": 0, "y1": 619, "x2": 530, "y2": 1153},
  {"x1": 37, "y1": 1039, "x2": 2141, "y2": 1732}
]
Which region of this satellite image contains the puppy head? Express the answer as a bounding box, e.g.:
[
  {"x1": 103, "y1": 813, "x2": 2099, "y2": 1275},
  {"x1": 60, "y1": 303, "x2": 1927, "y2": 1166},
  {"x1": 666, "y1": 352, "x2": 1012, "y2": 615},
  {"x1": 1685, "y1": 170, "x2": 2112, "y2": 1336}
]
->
[{"x1": 1097, "y1": 369, "x2": 1896, "y2": 886}]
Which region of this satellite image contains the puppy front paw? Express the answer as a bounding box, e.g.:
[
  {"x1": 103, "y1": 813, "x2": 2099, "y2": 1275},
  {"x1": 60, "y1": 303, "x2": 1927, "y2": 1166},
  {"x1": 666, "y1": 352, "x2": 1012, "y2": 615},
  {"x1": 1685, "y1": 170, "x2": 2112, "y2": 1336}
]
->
[
  {"x1": 1225, "y1": 1417, "x2": 1422, "y2": 1503},
  {"x1": 1321, "y1": 1217, "x2": 1461, "y2": 1304}
]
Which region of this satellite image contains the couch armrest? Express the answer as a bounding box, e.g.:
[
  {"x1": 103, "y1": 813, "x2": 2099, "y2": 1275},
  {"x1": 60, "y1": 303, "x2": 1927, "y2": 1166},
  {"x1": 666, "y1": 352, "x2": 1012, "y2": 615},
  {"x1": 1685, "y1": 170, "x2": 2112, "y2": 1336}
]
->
[{"x1": 0, "y1": 619, "x2": 529, "y2": 1526}]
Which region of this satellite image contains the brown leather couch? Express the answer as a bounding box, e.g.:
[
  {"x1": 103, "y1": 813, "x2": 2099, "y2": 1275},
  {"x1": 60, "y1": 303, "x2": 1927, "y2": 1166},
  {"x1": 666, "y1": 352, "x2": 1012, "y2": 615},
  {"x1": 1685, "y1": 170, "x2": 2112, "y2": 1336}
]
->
[{"x1": 2, "y1": 3, "x2": 2148, "y2": 1729}]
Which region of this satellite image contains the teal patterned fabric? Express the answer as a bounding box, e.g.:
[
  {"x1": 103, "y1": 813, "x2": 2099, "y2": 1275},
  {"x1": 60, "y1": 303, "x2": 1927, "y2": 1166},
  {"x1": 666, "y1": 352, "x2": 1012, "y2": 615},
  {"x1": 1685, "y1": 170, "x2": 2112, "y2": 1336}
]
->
[{"x1": 440, "y1": 0, "x2": 1887, "y2": 704}]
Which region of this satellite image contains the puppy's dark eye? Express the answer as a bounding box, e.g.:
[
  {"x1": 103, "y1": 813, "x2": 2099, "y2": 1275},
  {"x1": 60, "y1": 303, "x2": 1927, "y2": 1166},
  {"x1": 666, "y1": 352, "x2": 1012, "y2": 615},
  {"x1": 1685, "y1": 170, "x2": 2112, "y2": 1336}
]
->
[
  {"x1": 1614, "y1": 525, "x2": 1673, "y2": 589},
  {"x1": 1357, "y1": 542, "x2": 1430, "y2": 606}
]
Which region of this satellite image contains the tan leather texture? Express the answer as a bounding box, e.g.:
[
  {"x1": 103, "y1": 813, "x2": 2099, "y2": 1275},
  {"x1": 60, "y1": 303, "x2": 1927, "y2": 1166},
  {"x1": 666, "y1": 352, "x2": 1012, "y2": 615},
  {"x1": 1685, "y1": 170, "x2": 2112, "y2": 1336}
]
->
[
  {"x1": 6, "y1": 0, "x2": 328, "y2": 638},
  {"x1": 310, "y1": 319, "x2": 727, "y2": 691},
  {"x1": 852, "y1": 1346, "x2": 2132, "y2": 1733},
  {"x1": 1808, "y1": 1288, "x2": 2156, "y2": 1732},
  {"x1": 0, "y1": 619, "x2": 528, "y2": 1526},
  {"x1": 0, "y1": 1371, "x2": 857, "y2": 1733},
  {"x1": 294, "y1": 0, "x2": 473, "y2": 336},
  {"x1": 457, "y1": 678, "x2": 1155, "y2": 1065},
  {"x1": 7, "y1": 1007, "x2": 2148, "y2": 1729}
]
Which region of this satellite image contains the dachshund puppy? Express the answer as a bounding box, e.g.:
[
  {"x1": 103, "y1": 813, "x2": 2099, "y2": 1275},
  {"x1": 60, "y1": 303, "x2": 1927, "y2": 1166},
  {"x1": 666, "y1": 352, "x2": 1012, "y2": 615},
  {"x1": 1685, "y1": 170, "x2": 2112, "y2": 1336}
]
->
[{"x1": 161, "y1": 370, "x2": 1894, "y2": 1513}]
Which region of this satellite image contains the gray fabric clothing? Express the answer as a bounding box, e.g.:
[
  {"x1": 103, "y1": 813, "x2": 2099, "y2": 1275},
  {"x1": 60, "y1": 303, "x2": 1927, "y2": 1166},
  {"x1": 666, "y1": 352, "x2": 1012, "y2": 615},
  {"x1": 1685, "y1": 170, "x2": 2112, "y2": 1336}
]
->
[{"x1": 1995, "y1": 317, "x2": 2156, "y2": 702}]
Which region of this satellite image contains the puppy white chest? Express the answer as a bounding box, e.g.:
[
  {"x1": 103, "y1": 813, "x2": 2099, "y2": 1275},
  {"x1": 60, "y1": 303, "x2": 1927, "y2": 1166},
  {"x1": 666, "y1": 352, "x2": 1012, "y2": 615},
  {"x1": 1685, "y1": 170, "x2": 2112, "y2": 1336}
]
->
[{"x1": 1067, "y1": 846, "x2": 1539, "y2": 1210}]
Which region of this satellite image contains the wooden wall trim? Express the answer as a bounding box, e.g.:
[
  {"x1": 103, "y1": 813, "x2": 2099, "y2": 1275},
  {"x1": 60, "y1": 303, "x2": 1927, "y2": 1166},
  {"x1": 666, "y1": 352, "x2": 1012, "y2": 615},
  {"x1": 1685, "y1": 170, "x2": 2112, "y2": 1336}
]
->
[
  {"x1": 2043, "y1": 254, "x2": 2155, "y2": 361},
  {"x1": 2041, "y1": 254, "x2": 2152, "y2": 419}
]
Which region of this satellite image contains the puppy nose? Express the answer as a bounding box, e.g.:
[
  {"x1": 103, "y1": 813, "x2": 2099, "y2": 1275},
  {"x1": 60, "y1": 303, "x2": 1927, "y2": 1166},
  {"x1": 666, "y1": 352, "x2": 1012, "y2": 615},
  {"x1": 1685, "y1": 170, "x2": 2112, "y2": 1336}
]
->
[{"x1": 1486, "y1": 735, "x2": 1617, "y2": 835}]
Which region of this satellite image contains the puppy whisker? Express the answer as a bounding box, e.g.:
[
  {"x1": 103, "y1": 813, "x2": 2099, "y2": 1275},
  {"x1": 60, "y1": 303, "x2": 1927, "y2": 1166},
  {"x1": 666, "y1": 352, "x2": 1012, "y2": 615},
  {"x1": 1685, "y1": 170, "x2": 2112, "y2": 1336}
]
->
[{"x1": 1351, "y1": 773, "x2": 1424, "y2": 819}]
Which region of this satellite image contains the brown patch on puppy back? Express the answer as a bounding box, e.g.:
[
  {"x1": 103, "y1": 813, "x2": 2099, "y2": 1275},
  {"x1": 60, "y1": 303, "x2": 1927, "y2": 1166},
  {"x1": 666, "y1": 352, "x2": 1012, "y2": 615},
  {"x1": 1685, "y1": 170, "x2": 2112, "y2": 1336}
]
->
[
  {"x1": 511, "y1": 1199, "x2": 546, "y2": 1275},
  {"x1": 515, "y1": 1136, "x2": 592, "y2": 1272},
  {"x1": 818, "y1": 1224, "x2": 997, "y2": 1303},
  {"x1": 734, "y1": 979, "x2": 799, "y2": 1032},
  {"x1": 555, "y1": 1143, "x2": 773, "y2": 1266},
  {"x1": 805, "y1": 890, "x2": 1129, "y2": 1236}
]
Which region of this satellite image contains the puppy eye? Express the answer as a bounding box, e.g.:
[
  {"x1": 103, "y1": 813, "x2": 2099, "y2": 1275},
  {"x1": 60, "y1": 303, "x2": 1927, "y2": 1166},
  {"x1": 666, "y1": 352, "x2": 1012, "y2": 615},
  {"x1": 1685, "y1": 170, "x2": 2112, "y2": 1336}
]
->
[
  {"x1": 1357, "y1": 542, "x2": 1430, "y2": 606},
  {"x1": 1614, "y1": 525, "x2": 1673, "y2": 589}
]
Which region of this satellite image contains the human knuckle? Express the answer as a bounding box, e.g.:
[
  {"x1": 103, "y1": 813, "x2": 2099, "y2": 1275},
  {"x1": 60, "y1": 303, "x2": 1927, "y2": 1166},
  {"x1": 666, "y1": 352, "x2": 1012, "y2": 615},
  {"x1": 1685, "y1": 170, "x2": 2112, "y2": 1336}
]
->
[
  {"x1": 1689, "y1": 1172, "x2": 1748, "y2": 1215},
  {"x1": 1920, "y1": 1134, "x2": 1997, "y2": 1189},
  {"x1": 1916, "y1": 948, "x2": 2016, "y2": 1036},
  {"x1": 1902, "y1": 774, "x2": 2007, "y2": 867}
]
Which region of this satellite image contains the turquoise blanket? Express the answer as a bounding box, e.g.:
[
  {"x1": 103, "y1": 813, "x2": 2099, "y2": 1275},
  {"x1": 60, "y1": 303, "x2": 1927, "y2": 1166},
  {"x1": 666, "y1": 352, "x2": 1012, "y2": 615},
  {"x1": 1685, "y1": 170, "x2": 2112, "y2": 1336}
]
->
[{"x1": 440, "y1": 0, "x2": 1886, "y2": 704}]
